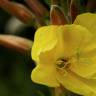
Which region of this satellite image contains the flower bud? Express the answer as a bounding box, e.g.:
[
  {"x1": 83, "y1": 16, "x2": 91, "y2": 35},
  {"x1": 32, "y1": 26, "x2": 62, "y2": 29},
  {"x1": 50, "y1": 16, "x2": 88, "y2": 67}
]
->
[
  {"x1": 0, "y1": 35, "x2": 32, "y2": 53},
  {"x1": 50, "y1": 5, "x2": 67, "y2": 25},
  {"x1": 0, "y1": 0, "x2": 35, "y2": 24},
  {"x1": 25, "y1": 0, "x2": 48, "y2": 17},
  {"x1": 67, "y1": 0, "x2": 78, "y2": 23}
]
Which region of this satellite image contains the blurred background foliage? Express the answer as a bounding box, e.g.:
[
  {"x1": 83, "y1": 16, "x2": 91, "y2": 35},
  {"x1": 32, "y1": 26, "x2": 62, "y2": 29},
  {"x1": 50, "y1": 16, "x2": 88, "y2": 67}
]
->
[{"x1": 0, "y1": 0, "x2": 95, "y2": 96}]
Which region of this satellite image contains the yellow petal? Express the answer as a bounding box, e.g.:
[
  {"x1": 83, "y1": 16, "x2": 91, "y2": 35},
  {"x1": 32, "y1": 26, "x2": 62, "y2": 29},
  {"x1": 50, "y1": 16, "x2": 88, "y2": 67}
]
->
[
  {"x1": 32, "y1": 26, "x2": 58, "y2": 61},
  {"x1": 60, "y1": 24, "x2": 92, "y2": 57},
  {"x1": 63, "y1": 24, "x2": 96, "y2": 79},
  {"x1": 57, "y1": 70, "x2": 96, "y2": 96},
  {"x1": 31, "y1": 62, "x2": 59, "y2": 87},
  {"x1": 74, "y1": 13, "x2": 96, "y2": 35},
  {"x1": 31, "y1": 25, "x2": 67, "y2": 87},
  {"x1": 70, "y1": 43, "x2": 96, "y2": 79},
  {"x1": 32, "y1": 25, "x2": 68, "y2": 62}
]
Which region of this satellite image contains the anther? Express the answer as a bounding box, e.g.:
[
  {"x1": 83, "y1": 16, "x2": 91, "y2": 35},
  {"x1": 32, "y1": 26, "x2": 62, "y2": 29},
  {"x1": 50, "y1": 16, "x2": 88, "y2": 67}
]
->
[{"x1": 56, "y1": 58, "x2": 70, "y2": 69}]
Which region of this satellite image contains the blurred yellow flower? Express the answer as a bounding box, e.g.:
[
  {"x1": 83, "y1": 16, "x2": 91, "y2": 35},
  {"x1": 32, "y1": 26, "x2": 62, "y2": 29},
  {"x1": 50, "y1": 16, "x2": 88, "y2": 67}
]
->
[{"x1": 31, "y1": 13, "x2": 96, "y2": 96}]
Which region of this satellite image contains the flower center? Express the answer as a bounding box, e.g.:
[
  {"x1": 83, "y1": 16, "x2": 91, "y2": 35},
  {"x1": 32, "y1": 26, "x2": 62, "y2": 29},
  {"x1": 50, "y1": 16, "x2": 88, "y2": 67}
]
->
[{"x1": 56, "y1": 58, "x2": 70, "y2": 70}]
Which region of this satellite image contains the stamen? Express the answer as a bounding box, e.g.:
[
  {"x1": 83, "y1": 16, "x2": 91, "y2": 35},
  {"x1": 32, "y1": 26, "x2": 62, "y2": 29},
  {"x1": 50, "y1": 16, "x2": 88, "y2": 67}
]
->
[{"x1": 56, "y1": 58, "x2": 70, "y2": 69}]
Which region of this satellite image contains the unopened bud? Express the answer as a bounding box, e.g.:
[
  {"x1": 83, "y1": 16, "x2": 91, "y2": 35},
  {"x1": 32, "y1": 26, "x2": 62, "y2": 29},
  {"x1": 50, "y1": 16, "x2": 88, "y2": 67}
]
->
[
  {"x1": 68, "y1": 0, "x2": 78, "y2": 23},
  {"x1": 0, "y1": 35, "x2": 32, "y2": 53},
  {"x1": 25, "y1": 0, "x2": 48, "y2": 17},
  {"x1": 0, "y1": 0, "x2": 35, "y2": 24},
  {"x1": 50, "y1": 5, "x2": 67, "y2": 25}
]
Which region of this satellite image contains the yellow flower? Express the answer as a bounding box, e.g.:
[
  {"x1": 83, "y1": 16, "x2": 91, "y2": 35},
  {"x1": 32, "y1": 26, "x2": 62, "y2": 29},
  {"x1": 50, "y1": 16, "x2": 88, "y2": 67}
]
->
[{"x1": 31, "y1": 13, "x2": 96, "y2": 96}]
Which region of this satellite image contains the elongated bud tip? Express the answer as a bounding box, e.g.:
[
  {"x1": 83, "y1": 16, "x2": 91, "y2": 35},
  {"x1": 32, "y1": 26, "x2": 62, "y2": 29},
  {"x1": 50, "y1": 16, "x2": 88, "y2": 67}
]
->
[
  {"x1": 50, "y1": 5, "x2": 67, "y2": 25},
  {"x1": 0, "y1": 1, "x2": 35, "y2": 24},
  {"x1": 25, "y1": 0, "x2": 48, "y2": 17},
  {"x1": 68, "y1": 0, "x2": 78, "y2": 23},
  {"x1": 0, "y1": 35, "x2": 33, "y2": 53}
]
